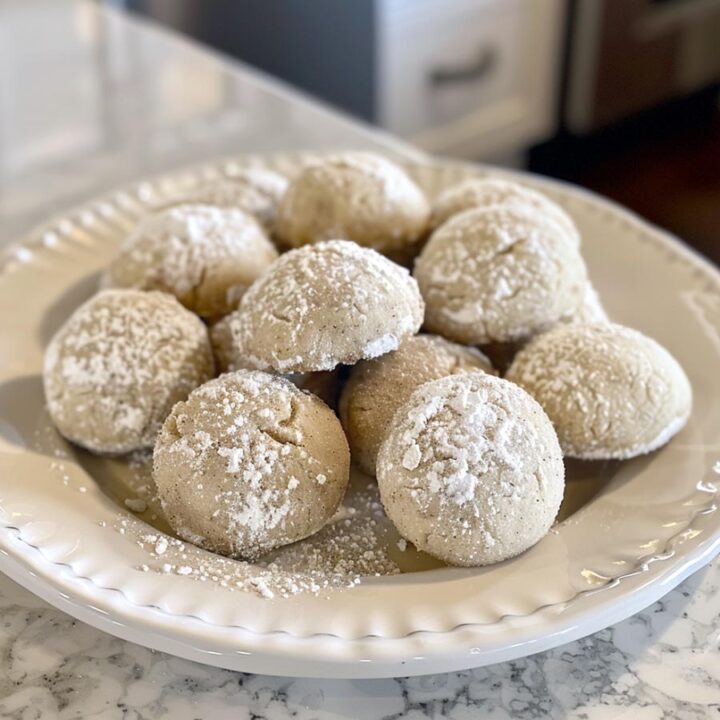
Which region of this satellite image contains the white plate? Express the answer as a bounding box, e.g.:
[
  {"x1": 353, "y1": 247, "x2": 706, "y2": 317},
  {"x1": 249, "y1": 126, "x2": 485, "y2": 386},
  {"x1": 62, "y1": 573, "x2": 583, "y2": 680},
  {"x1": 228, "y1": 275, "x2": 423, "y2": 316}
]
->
[{"x1": 0, "y1": 154, "x2": 718, "y2": 678}]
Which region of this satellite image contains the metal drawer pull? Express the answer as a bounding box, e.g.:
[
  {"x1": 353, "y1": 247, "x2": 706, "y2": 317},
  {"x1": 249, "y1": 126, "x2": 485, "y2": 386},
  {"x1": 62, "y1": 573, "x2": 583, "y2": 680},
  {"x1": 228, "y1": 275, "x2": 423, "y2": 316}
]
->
[{"x1": 428, "y1": 46, "x2": 497, "y2": 86}]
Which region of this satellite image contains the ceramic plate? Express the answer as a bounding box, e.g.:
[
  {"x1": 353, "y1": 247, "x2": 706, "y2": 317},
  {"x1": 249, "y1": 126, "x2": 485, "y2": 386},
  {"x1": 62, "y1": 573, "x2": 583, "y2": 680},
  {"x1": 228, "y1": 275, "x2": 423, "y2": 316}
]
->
[{"x1": 0, "y1": 154, "x2": 718, "y2": 678}]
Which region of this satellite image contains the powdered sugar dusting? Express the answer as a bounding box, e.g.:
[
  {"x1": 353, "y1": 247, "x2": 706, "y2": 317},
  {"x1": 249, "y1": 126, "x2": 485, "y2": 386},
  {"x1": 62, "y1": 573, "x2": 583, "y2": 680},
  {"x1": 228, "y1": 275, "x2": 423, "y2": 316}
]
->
[
  {"x1": 220, "y1": 240, "x2": 424, "y2": 373},
  {"x1": 277, "y1": 152, "x2": 429, "y2": 253},
  {"x1": 113, "y1": 469, "x2": 402, "y2": 598},
  {"x1": 170, "y1": 167, "x2": 288, "y2": 229},
  {"x1": 104, "y1": 204, "x2": 277, "y2": 317},
  {"x1": 415, "y1": 205, "x2": 587, "y2": 345},
  {"x1": 153, "y1": 371, "x2": 349, "y2": 559},
  {"x1": 43, "y1": 289, "x2": 213, "y2": 453},
  {"x1": 313, "y1": 152, "x2": 426, "y2": 209},
  {"x1": 339, "y1": 333, "x2": 496, "y2": 475},
  {"x1": 430, "y1": 176, "x2": 580, "y2": 247},
  {"x1": 506, "y1": 322, "x2": 692, "y2": 459},
  {"x1": 385, "y1": 374, "x2": 537, "y2": 510},
  {"x1": 377, "y1": 372, "x2": 565, "y2": 566},
  {"x1": 363, "y1": 333, "x2": 399, "y2": 359}
]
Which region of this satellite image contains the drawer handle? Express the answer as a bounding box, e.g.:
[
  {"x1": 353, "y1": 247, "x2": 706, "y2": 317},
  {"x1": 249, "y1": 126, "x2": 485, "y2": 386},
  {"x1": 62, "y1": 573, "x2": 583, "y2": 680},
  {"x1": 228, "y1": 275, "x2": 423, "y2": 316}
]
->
[{"x1": 428, "y1": 46, "x2": 497, "y2": 86}]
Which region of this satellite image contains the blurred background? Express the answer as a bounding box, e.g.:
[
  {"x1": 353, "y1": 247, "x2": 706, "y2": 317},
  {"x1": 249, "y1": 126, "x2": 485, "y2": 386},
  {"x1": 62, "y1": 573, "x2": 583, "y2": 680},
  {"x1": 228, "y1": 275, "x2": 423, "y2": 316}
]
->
[
  {"x1": 3, "y1": 0, "x2": 720, "y2": 262},
  {"x1": 121, "y1": 0, "x2": 720, "y2": 264}
]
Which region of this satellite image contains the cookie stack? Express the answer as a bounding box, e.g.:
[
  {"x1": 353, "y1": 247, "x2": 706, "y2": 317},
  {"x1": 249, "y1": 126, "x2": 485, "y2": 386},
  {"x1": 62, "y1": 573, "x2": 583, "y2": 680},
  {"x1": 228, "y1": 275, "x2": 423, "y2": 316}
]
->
[{"x1": 43, "y1": 152, "x2": 692, "y2": 568}]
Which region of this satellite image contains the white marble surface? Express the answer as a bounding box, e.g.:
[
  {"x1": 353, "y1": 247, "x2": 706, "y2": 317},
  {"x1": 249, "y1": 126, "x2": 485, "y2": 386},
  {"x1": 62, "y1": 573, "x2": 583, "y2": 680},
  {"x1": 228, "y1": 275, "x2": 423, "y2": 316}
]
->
[
  {"x1": 1, "y1": 565, "x2": 719, "y2": 719},
  {"x1": 0, "y1": 0, "x2": 420, "y2": 248},
  {"x1": 0, "y1": 1, "x2": 718, "y2": 718}
]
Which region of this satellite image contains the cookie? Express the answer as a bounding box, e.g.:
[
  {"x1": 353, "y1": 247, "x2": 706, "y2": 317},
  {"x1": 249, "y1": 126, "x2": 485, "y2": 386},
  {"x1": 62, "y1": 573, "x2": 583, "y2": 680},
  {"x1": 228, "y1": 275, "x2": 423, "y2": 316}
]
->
[
  {"x1": 506, "y1": 322, "x2": 692, "y2": 459},
  {"x1": 103, "y1": 204, "x2": 278, "y2": 318},
  {"x1": 153, "y1": 370, "x2": 350, "y2": 559},
  {"x1": 217, "y1": 240, "x2": 424, "y2": 373},
  {"x1": 377, "y1": 372, "x2": 564, "y2": 566},
  {"x1": 43, "y1": 289, "x2": 214, "y2": 454}
]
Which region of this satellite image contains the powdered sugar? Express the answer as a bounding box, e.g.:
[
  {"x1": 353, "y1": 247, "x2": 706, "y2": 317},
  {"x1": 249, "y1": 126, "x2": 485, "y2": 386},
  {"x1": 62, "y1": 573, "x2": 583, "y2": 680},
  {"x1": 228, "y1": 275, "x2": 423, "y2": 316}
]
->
[
  {"x1": 340, "y1": 333, "x2": 496, "y2": 476},
  {"x1": 415, "y1": 205, "x2": 587, "y2": 345},
  {"x1": 153, "y1": 370, "x2": 349, "y2": 559},
  {"x1": 376, "y1": 372, "x2": 565, "y2": 566},
  {"x1": 363, "y1": 333, "x2": 399, "y2": 359},
  {"x1": 217, "y1": 446, "x2": 245, "y2": 473},
  {"x1": 220, "y1": 240, "x2": 424, "y2": 373},
  {"x1": 113, "y1": 468, "x2": 401, "y2": 599},
  {"x1": 171, "y1": 167, "x2": 288, "y2": 229},
  {"x1": 309, "y1": 152, "x2": 425, "y2": 209},
  {"x1": 103, "y1": 204, "x2": 277, "y2": 317},
  {"x1": 154, "y1": 536, "x2": 168, "y2": 555},
  {"x1": 506, "y1": 322, "x2": 692, "y2": 460},
  {"x1": 276, "y1": 152, "x2": 429, "y2": 254},
  {"x1": 385, "y1": 374, "x2": 537, "y2": 510},
  {"x1": 43, "y1": 289, "x2": 214, "y2": 453},
  {"x1": 430, "y1": 176, "x2": 580, "y2": 247}
]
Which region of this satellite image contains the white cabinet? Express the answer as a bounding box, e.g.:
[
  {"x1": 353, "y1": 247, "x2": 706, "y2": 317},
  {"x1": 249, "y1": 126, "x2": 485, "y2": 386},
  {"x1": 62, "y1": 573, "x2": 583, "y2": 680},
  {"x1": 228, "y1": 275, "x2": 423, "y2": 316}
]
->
[
  {"x1": 130, "y1": 0, "x2": 565, "y2": 161},
  {"x1": 377, "y1": 0, "x2": 565, "y2": 158}
]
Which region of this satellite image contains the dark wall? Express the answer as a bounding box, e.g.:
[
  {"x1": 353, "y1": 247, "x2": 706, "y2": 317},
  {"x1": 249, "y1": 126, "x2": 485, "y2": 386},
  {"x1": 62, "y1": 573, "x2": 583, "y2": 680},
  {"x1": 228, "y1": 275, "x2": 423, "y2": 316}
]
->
[{"x1": 128, "y1": 0, "x2": 377, "y2": 121}]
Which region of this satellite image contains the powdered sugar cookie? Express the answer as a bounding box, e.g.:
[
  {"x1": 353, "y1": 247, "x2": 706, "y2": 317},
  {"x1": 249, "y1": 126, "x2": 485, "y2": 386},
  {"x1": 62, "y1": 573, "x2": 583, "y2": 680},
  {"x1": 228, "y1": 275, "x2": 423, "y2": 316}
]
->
[
  {"x1": 505, "y1": 322, "x2": 692, "y2": 459},
  {"x1": 43, "y1": 289, "x2": 214, "y2": 454},
  {"x1": 153, "y1": 370, "x2": 350, "y2": 559},
  {"x1": 377, "y1": 372, "x2": 564, "y2": 567},
  {"x1": 217, "y1": 240, "x2": 424, "y2": 373},
  {"x1": 430, "y1": 177, "x2": 580, "y2": 246},
  {"x1": 340, "y1": 334, "x2": 494, "y2": 475},
  {"x1": 415, "y1": 205, "x2": 587, "y2": 345},
  {"x1": 103, "y1": 204, "x2": 278, "y2": 318},
  {"x1": 171, "y1": 167, "x2": 288, "y2": 232},
  {"x1": 276, "y1": 152, "x2": 429, "y2": 257}
]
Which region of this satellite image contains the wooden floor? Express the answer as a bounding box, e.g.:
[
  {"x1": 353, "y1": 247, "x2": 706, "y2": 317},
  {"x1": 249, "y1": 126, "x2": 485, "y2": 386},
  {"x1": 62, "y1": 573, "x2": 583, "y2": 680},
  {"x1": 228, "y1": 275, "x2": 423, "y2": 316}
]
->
[{"x1": 530, "y1": 97, "x2": 720, "y2": 266}]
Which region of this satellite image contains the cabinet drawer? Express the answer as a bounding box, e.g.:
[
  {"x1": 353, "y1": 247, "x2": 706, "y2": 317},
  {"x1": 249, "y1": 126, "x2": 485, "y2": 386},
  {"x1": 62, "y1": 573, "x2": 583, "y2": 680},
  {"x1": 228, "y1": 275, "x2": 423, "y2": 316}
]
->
[
  {"x1": 379, "y1": 0, "x2": 523, "y2": 137},
  {"x1": 378, "y1": 0, "x2": 563, "y2": 157}
]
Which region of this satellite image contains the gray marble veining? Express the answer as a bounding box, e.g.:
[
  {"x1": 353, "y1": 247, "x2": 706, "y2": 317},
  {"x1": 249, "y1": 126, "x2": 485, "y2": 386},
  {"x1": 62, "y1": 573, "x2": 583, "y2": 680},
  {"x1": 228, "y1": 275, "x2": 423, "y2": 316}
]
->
[
  {"x1": 0, "y1": 565, "x2": 718, "y2": 719},
  {"x1": 0, "y1": 2, "x2": 718, "y2": 718}
]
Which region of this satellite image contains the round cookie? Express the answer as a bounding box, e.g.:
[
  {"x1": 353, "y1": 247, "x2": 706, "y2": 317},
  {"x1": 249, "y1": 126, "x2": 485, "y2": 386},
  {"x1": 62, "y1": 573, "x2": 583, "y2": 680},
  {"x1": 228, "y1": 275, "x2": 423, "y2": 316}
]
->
[
  {"x1": 430, "y1": 177, "x2": 580, "y2": 246},
  {"x1": 276, "y1": 152, "x2": 429, "y2": 256},
  {"x1": 44, "y1": 289, "x2": 214, "y2": 454},
  {"x1": 153, "y1": 370, "x2": 350, "y2": 559},
  {"x1": 103, "y1": 204, "x2": 278, "y2": 318},
  {"x1": 414, "y1": 205, "x2": 587, "y2": 345},
  {"x1": 377, "y1": 372, "x2": 564, "y2": 567},
  {"x1": 506, "y1": 322, "x2": 692, "y2": 460},
  {"x1": 339, "y1": 334, "x2": 495, "y2": 475},
  {"x1": 170, "y1": 167, "x2": 288, "y2": 232},
  {"x1": 217, "y1": 240, "x2": 425, "y2": 373}
]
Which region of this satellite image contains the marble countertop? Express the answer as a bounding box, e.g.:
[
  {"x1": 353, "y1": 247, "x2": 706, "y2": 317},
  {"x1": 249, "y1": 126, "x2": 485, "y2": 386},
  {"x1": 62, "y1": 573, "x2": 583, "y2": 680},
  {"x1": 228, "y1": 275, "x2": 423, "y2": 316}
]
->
[
  {"x1": 1, "y1": 566, "x2": 719, "y2": 719},
  {"x1": 0, "y1": 2, "x2": 718, "y2": 718}
]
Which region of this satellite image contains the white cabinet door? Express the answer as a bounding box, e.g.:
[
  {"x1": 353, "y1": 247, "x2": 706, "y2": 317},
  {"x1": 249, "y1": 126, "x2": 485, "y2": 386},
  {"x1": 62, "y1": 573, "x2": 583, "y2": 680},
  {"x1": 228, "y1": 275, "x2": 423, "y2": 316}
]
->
[{"x1": 378, "y1": 0, "x2": 565, "y2": 158}]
